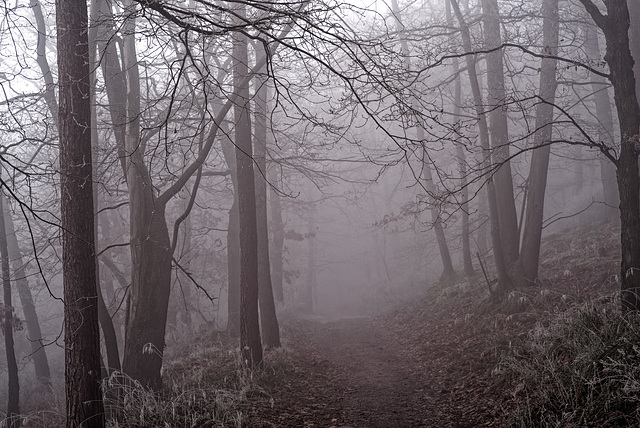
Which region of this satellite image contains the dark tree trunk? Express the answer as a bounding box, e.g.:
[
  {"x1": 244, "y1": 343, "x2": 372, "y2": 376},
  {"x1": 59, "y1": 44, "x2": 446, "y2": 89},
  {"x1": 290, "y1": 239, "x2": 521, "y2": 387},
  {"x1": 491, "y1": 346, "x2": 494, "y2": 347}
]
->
[
  {"x1": 233, "y1": 15, "x2": 263, "y2": 367},
  {"x1": 579, "y1": 0, "x2": 640, "y2": 310},
  {"x1": 56, "y1": 0, "x2": 105, "y2": 424},
  {"x1": 254, "y1": 67, "x2": 281, "y2": 349},
  {"x1": 481, "y1": 0, "x2": 520, "y2": 265},
  {"x1": 3, "y1": 198, "x2": 51, "y2": 390},
  {"x1": 0, "y1": 191, "x2": 20, "y2": 427},
  {"x1": 519, "y1": 0, "x2": 559, "y2": 283}
]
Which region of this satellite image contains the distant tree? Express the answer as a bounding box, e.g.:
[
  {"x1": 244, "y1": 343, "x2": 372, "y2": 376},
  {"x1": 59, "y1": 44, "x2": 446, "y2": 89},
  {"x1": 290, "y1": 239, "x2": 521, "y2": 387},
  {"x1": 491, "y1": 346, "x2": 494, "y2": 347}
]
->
[
  {"x1": 450, "y1": 0, "x2": 512, "y2": 295},
  {"x1": 254, "y1": 60, "x2": 281, "y2": 348},
  {"x1": 519, "y1": 0, "x2": 560, "y2": 283},
  {"x1": 56, "y1": 0, "x2": 105, "y2": 425},
  {"x1": 481, "y1": 0, "x2": 520, "y2": 270},
  {"x1": 233, "y1": 9, "x2": 263, "y2": 366}
]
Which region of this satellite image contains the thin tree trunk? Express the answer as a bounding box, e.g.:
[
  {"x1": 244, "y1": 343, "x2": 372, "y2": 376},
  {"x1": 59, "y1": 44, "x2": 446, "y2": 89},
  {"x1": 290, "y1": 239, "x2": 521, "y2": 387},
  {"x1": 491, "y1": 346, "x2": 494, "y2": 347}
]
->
[
  {"x1": 254, "y1": 64, "x2": 280, "y2": 348},
  {"x1": 584, "y1": 22, "x2": 619, "y2": 219},
  {"x1": 520, "y1": 0, "x2": 559, "y2": 283},
  {"x1": 268, "y1": 166, "x2": 285, "y2": 303},
  {"x1": 89, "y1": 0, "x2": 121, "y2": 375},
  {"x1": 221, "y1": 134, "x2": 241, "y2": 337},
  {"x1": 304, "y1": 192, "x2": 316, "y2": 312},
  {"x1": 481, "y1": 0, "x2": 520, "y2": 265},
  {"x1": 233, "y1": 10, "x2": 263, "y2": 366},
  {"x1": 450, "y1": 0, "x2": 512, "y2": 295},
  {"x1": 446, "y1": 0, "x2": 473, "y2": 277},
  {"x1": 3, "y1": 199, "x2": 51, "y2": 390},
  {"x1": 0, "y1": 190, "x2": 20, "y2": 427},
  {"x1": 56, "y1": 0, "x2": 105, "y2": 423}
]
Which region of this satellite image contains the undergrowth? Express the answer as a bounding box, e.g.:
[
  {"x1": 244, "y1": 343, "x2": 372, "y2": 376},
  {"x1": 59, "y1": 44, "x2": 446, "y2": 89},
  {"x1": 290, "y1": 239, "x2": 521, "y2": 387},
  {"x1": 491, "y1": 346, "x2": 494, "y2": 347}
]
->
[{"x1": 494, "y1": 295, "x2": 640, "y2": 427}]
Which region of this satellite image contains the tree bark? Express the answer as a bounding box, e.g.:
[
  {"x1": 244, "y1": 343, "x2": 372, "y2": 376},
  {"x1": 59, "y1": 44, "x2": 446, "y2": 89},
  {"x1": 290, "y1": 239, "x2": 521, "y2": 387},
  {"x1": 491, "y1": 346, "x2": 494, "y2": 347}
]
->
[
  {"x1": 579, "y1": 0, "x2": 640, "y2": 311},
  {"x1": 0, "y1": 188, "x2": 20, "y2": 427},
  {"x1": 56, "y1": 0, "x2": 105, "y2": 423},
  {"x1": 233, "y1": 11, "x2": 263, "y2": 367},
  {"x1": 519, "y1": 0, "x2": 559, "y2": 284},
  {"x1": 254, "y1": 65, "x2": 281, "y2": 348},
  {"x1": 481, "y1": 0, "x2": 520, "y2": 265}
]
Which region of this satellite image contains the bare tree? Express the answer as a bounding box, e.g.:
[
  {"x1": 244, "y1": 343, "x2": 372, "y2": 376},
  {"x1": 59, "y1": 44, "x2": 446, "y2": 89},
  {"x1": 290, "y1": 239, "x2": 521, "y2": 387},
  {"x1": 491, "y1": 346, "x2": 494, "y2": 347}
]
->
[{"x1": 56, "y1": 0, "x2": 105, "y2": 424}]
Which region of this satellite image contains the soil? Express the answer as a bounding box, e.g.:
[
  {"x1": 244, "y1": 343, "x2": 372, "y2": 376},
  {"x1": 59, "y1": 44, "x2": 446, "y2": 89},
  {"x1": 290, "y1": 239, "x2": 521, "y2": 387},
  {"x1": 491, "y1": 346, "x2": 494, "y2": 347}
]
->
[{"x1": 245, "y1": 313, "x2": 499, "y2": 428}]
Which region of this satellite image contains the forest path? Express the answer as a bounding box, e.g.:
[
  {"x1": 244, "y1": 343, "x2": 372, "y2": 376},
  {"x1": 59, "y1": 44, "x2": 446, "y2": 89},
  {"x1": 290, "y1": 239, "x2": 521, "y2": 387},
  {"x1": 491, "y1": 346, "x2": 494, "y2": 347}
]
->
[{"x1": 247, "y1": 314, "x2": 478, "y2": 428}]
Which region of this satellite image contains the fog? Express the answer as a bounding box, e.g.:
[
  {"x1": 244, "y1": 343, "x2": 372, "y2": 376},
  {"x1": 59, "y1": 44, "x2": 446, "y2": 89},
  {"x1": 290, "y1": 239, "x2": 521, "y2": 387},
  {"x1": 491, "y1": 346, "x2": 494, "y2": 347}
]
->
[{"x1": 0, "y1": 0, "x2": 635, "y2": 423}]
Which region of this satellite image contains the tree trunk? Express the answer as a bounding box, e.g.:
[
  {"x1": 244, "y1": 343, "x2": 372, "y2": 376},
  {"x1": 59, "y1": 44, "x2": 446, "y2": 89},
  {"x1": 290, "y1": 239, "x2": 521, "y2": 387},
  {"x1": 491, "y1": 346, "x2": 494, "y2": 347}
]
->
[
  {"x1": 268, "y1": 166, "x2": 285, "y2": 303},
  {"x1": 89, "y1": 0, "x2": 121, "y2": 374},
  {"x1": 628, "y1": 0, "x2": 640, "y2": 99},
  {"x1": 519, "y1": 0, "x2": 559, "y2": 284},
  {"x1": 584, "y1": 21, "x2": 619, "y2": 220},
  {"x1": 254, "y1": 65, "x2": 281, "y2": 349},
  {"x1": 450, "y1": 0, "x2": 512, "y2": 295},
  {"x1": 579, "y1": 0, "x2": 640, "y2": 311},
  {"x1": 221, "y1": 135, "x2": 241, "y2": 337},
  {"x1": 0, "y1": 189, "x2": 20, "y2": 427},
  {"x1": 233, "y1": 13, "x2": 263, "y2": 367},
  {"x1": 446, "y1": 0, "x2": 474, "y2": 277},
  {"x1": 120, "y1": 0, "x2": 172, "y2": 389},
  {"x1": 3, "y1": 198, "x2": 51, "y2": 390},
  {"x1": 56, "y1": 0, "x2": 105, "y2": 424},
  {"x1": 422, "y1": 152, "x2": 455, "y2": 281},
  {"x1": 304, "y1": 195, "x2": 316, "y2": 312},
  {"x1": 481, "y1": 0, "x2": 520, "y2": 265}
]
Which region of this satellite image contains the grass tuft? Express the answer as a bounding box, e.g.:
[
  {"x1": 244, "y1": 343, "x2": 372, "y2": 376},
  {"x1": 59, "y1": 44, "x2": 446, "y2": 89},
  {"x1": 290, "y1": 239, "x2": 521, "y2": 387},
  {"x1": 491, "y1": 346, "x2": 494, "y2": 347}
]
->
[{"x1": 494, "y1": 294, "x2": 640, "y2": 427}]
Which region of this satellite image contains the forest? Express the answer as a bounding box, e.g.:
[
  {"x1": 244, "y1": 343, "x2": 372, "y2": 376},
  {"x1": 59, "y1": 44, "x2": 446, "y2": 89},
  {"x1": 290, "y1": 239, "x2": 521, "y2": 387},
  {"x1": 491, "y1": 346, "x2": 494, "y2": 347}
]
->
[{"x1": 0, "y1": 0, "x2": 638, "y2": 426}]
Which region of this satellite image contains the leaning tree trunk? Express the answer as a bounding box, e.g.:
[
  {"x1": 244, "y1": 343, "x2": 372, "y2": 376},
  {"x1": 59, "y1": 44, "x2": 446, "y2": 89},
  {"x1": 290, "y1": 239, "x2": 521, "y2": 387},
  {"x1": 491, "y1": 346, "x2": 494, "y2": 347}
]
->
[
  {"x1": 254, "y1": 64, "x2": 281, "y2": 349},
  {"x1": 579, "y1": 0, "x2": 640, "y2": 311},
  {"x1": 56, "y1": 0, "x2": 105, "y2": 423},
  {"x1": 519, "y1": 0, "x2": 559, "y2": 284},
  {"x1": 3, "y1": 198, "x2": 51, "y2": 389},
  {"x1": 481, "y1": 0, "x2": 520, "y2": 265},
  {"x1": 233, "y1": 12, "x2": 263, "y2": 367},
  {"x1": 0, "y1": 188, "x2": 20, "y2": 427}
]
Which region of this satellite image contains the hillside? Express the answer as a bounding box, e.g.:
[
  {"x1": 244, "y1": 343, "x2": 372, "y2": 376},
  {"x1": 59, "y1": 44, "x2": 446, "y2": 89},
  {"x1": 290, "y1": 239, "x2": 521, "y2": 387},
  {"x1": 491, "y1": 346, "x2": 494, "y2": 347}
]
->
[{"x1": 100, "y1": 220, "x2": 635, "y2": 428}]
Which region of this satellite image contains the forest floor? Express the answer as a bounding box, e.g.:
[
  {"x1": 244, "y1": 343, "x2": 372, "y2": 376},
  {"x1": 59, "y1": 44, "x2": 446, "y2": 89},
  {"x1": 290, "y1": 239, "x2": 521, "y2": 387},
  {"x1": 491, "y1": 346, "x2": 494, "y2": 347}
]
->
[
  {"x1": 160, "y1": 219, "x2": 623, "y2": 428},
  {"x1": 237, "y1": 219, "x2": 622, "y2": 427},
  {"x1": 243, "y1": 313, "x2": 497, "y2": 427}
]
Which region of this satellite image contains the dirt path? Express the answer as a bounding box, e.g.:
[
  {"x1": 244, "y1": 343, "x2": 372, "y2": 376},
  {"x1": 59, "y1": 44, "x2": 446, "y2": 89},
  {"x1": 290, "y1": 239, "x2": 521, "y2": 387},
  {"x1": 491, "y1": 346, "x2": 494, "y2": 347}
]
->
[{"x1": 247, "y1": 315, "x2": 480, "y2": 428}]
